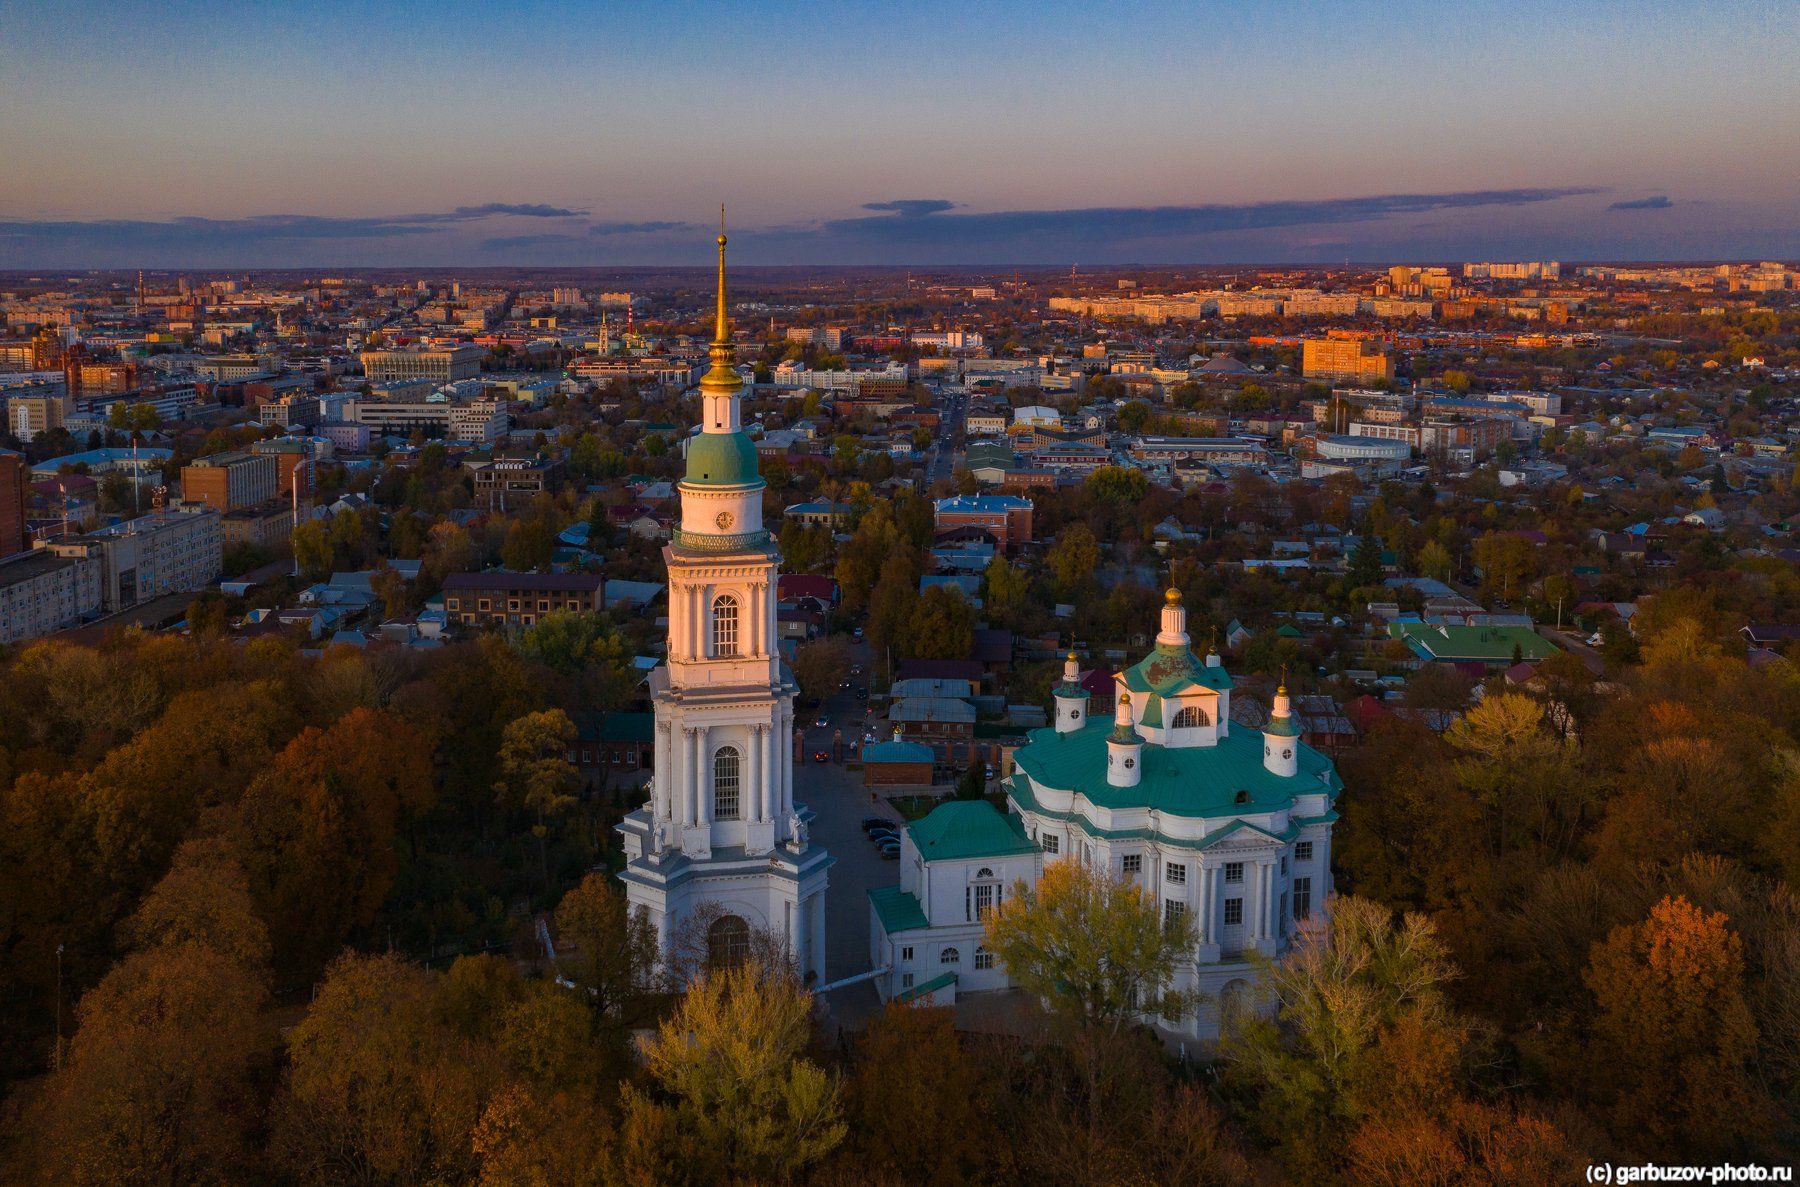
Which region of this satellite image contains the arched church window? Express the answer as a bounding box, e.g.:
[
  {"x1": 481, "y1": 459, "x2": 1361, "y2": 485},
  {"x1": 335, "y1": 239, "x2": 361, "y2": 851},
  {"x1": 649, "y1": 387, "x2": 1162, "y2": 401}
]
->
[
  {"x1": 1173, "y1": 704, "x2": 1210, "y2": 728},
  {"x1": 941, "y1": 946, "x2": 961, "y2": 965},
  {"x1": 712, "y1": 594, "x2": 739, "y2": 656},
  {"x1": 707, "y1": 914, "x2": 751, "y2": 970},
  {"x1": 713, "y1": 746, "x2": 741, "y2": 819}
]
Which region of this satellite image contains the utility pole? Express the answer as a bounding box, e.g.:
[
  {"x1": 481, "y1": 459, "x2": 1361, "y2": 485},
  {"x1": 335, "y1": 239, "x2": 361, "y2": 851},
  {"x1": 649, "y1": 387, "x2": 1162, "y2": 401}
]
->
[{"x1": 54, "y1": 943, "x2": 64, "y2": 1072}]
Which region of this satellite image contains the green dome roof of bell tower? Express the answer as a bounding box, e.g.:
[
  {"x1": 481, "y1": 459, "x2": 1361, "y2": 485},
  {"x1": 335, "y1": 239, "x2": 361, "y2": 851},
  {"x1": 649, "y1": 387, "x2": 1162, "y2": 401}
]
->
[{"x1": 683, "y1": 431, "x2": 764, "y2": 487}]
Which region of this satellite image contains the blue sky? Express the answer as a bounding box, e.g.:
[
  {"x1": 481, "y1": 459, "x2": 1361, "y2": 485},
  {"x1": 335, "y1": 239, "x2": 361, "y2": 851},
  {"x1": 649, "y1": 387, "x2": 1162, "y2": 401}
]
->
[{"x1": 1, "y1": 0, "x2": 1796, "y2": 266}]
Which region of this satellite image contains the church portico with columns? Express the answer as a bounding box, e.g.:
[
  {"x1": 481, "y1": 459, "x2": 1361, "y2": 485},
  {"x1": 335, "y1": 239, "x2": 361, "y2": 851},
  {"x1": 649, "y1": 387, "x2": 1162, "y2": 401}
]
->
[{"x1": 617, "y1": 223, "x2": 830, "y2": 984}]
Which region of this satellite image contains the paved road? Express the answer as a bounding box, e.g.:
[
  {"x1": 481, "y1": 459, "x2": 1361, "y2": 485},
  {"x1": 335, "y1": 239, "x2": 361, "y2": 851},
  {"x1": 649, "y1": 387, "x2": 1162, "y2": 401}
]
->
[
  {"x1": 794, "y1": 651, "x2": 898, "y2": 1027},
  {"x1": 1538, "y1": 625, "x2": 1606, "y2": 675},
  {"x1": 924, "y1": 386, "x2": 965, "y2": 486}
]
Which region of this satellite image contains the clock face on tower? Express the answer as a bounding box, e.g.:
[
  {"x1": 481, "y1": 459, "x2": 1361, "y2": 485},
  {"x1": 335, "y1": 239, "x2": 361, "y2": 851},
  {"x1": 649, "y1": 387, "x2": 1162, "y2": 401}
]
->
[{"x1": 715, "y1": 511, "x2": 734, "y2": 530}]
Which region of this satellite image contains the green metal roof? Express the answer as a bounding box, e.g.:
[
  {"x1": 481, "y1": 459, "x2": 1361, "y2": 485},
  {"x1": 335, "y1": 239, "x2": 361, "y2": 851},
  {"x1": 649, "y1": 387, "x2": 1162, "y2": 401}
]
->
[
  {"x1": 1006, "y1": 775, "x2": 1339, "y2": 849},
  {"x1": 907, "y1": 800, "x2": 1038, "y2": 862},
  {"x1": 1264, "y1": 713, "x2": 1301, "y2": 738},
  {"x1": 863, "y1": 738, "x2": 934, "y2": 763},
  {"x1": 869, "y1": 885, "x2": 930, "y2": 933},
  {"x1": 683, "y1": 430, "x2": 764, "y2": 487},
  {"x1": 1389, "y1": 622, "x2": 1557, "y2": 663},
  {"x1": 1120, "y1": 643, "x2": 1234, "y2": 698},
  {"x1": 1009, "y1": 720, "x2": 1340, "y2": 818},
  {"x1": 894, "y1": 970, "x2": 956, "y2": 1003}
]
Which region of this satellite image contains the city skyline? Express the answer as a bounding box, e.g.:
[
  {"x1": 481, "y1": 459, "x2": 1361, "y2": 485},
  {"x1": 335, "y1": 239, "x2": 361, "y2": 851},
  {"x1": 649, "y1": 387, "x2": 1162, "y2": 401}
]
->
[{"x1": 3, "y1": 0, "x2": 1798, "y2": 266}]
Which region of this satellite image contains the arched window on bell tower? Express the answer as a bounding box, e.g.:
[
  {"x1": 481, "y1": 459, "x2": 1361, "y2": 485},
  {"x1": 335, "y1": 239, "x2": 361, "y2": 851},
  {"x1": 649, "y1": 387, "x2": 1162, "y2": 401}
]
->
[
  {"x1": 713, "y1": 746, "x2": 741, "y2": 819},
  {"x1": 711, "y1": 594, "x2": 739, "y2": 656}
]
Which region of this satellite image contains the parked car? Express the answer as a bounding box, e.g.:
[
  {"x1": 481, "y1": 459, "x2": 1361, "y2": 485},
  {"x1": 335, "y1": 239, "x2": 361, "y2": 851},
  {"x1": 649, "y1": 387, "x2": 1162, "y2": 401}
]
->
[{"x1": 860, "y1": 816, "x2": 889, "y2": 832}]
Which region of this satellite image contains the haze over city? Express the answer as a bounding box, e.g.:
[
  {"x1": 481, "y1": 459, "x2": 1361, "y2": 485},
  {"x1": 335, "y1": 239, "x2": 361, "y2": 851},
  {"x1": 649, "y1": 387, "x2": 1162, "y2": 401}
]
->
[{"x1": 3, "y1": 0, "x2": 1798, "y2": 266}]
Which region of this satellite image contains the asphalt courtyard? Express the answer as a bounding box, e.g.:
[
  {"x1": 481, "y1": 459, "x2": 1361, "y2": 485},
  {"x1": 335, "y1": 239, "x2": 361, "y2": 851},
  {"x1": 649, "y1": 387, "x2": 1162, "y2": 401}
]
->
[{"x1": 793, "y1": 661, "x2": 905, "y2": 1030}]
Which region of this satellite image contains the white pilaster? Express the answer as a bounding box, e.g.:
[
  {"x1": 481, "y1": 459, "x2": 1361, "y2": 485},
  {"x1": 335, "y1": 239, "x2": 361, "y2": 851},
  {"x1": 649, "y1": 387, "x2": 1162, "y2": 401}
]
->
[
  {"x1": 1201, "y1": 864, "x2": 1215, "y2": 945},
  {"x1": 759, "y1": 724, "x2": 774, "y2": 817},
  {"x1": 686, "y1": 726, "x2": 702, "y2": 824},
  {"x1": 654, "y1": 722, "x2": 672, "y2": 823},
  {"x1": 698, "y1": 725, "x2": 713, "y2": 825}
]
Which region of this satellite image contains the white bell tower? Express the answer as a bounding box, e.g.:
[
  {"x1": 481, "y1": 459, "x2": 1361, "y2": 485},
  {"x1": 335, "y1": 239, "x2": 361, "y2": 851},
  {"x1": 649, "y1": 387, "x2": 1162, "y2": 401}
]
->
[{"x1": 617, "y1": 216, "x2": 831, "y2": 985}]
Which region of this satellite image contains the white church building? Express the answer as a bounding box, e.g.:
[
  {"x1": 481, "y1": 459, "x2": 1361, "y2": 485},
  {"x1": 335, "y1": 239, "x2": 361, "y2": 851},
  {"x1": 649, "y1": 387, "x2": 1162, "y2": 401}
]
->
[
  {"x1": 617, "y1": 230, "x2": 831, "y2": 982},
  {"x1": 868, "y1": 589, "x2": 1340, "y2": 1036}
]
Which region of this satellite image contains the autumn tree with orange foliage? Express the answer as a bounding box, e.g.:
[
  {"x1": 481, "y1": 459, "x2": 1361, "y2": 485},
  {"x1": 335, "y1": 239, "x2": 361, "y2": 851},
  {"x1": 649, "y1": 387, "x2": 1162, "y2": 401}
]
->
[{"x1": 1582, "y1": 895, "x2": 1764, "y2": 1156}]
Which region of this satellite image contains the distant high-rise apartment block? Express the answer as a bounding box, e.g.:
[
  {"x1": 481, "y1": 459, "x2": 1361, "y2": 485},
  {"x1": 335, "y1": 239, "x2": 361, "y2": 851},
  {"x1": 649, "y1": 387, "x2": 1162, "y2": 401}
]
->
[
  {"x1": 359, "y1": 345, "x2": 484, "y2": 383},
  {"x1": 1462, "y1": 261, "x2": 1560, "y2": 281},
  {"x1": 1302, "y1": 336, "x2": 1394, "y2": 383}
]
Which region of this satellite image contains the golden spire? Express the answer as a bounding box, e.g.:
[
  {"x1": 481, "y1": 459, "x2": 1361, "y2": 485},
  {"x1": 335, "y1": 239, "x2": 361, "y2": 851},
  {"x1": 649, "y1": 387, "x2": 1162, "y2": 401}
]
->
[
  {"x1": 700, "y1": 207, "x2": 741, "y2": 394},
  {"x1": 713, "y1": 204, "x2": 728, "y2": 346}
]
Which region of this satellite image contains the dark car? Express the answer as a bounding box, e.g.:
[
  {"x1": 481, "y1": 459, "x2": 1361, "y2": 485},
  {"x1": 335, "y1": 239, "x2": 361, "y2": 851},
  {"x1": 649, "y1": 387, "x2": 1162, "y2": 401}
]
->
[
  {"x1": 860, "y1": 816, "x2": 889, "y2": 832},
  {"x1": 812, "y1": 749, "x2": 830, "y2": 763}
]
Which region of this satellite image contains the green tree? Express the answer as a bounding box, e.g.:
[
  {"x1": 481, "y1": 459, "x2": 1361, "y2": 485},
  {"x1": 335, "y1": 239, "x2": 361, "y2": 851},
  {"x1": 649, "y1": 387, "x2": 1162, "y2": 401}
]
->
[
  {"x1": 790, "y1": 635, "x2": 853, "y2": 705},
  {"x1": 1047, "y1": 523, "x2": 1102, "y2": 594},
  {"x1": 983, "y1": 552, "x2": 1030, "y2": 626},
  {"x1": 627, "y1": 962, "x2": 846, "y2": 1183},
  {"x1": 1115, "y1": 401, "x2": 1153, "y2": 433},
  {"x1": 107, "y1": 401, "x2": 162, "y2": 436},
  {"x1": 291, "y1": 519, "x2": 333, "y2": 582},
  {"x1": 274, "y1": 953, "x2": 501, "y2": 1186},
  {"x1": 1086, "y1": 464, "x2": 1149, "y2": 504},
  {"x1": 1471, "y1": 531, "x2": 1533, "y2": 603},
  {"x1": 1417, "y1": 539, "x2": 1453, "y2": 582},
  {"x1": 1347, "y1": 528, "x2": 1384, "y2": 592},
  {"x1": 514, "y1": 611, "x2": 633, "y2": 708},
  {"x1": 903, "y1": 584, "x2": 976, "y2": 661},
  {"x1": 494, "y1": 710, "x2": 579, "y2": 888},
  {"x1": 423, "y1": 520, "x2": 474, "y2": 581},
  {"x1": 985, "y1": 860, "x2": 1196, "y2": 1143},
  {"x1": 553, "y1": 873, "x2": 660, "y2": 1049},
  {"x1": 327, "y1": 507, "x2": 366, "y2": 568},
  {"x1": 1223, "y1": 895, "x2": 1462, "y2": 1178},
  {"x1": 501, "y1": 517, "x2": 557, "y2": 573}
]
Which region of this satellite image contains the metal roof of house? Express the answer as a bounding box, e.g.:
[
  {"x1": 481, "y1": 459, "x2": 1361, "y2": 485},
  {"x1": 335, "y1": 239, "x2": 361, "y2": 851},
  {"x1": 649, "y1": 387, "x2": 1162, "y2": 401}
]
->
[{"x1": 907, "y1": 800, "x2": 1038, "y2": 862}]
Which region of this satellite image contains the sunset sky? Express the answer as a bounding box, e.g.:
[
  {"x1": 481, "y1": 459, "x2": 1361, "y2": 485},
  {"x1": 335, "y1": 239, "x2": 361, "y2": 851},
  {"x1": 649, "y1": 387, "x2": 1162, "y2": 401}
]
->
[{"x1": 3, "y1": 0, "x2": 1796, "y2": 266}]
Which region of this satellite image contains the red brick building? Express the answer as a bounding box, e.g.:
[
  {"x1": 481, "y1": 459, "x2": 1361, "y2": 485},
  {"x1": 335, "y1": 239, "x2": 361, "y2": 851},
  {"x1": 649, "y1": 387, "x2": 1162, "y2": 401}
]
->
[
  {"x1": 0, "y1": 451, "x2": 28, "y2": 558},
  {"x1": 932, "y1": 494, "x2": 1034, "y2": 553}
]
